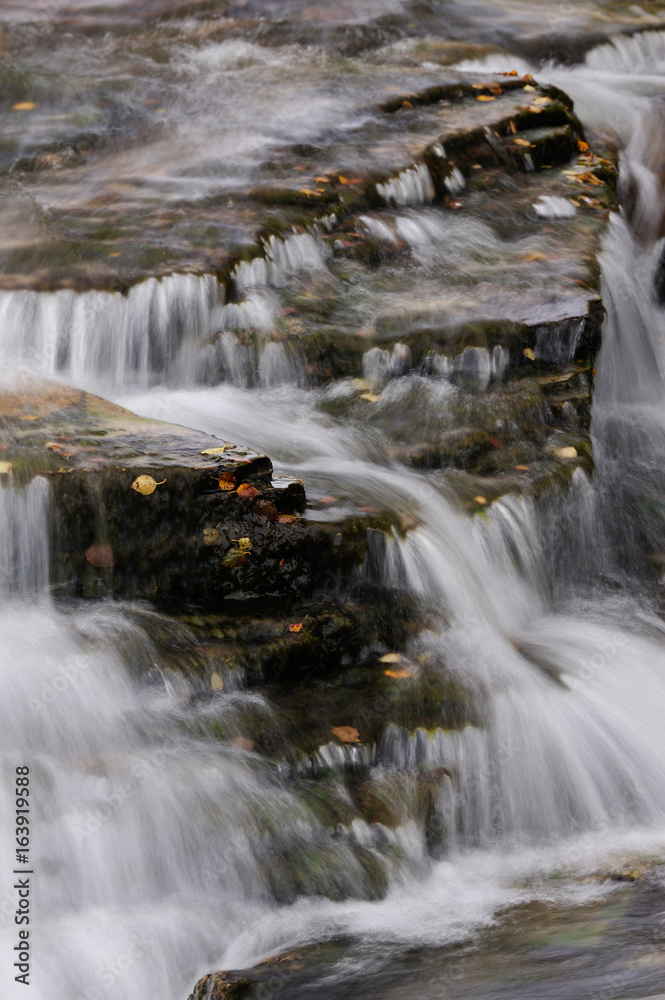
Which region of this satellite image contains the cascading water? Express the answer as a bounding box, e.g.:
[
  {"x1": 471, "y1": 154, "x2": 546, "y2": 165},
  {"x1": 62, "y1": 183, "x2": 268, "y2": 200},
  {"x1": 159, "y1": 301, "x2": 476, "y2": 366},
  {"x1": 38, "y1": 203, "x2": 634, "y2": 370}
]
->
[{"x1": 7, "y1": 9, "x2": 665, "y2": 1000}]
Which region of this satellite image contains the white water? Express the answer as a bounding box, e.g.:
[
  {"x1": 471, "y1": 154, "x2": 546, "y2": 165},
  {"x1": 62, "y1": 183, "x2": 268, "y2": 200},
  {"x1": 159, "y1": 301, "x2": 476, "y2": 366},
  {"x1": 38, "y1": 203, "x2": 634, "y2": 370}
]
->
[{"x1": 5, "y1": 19, "x2": 665, "y2": 1000}]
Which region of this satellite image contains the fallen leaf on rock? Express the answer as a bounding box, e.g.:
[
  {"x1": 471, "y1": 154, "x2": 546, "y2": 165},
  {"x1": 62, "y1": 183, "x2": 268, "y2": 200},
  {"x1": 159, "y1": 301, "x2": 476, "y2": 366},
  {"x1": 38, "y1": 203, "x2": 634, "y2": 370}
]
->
[
  {"x1": 331, "y1": 726, "x2": 360, "y2": 743},
  {"x1": 476, "y1": 95, "x2": 495, "y2": 101},
  {"x1": 45, "y1": 441, "x2": 78, "y2": 459},
  {"x1": 523, "y1": 84, "x2": 536, "y2": 92},
  {"x1": 523, "y1": 347, "x2": 536, "y2": 361},
  {"x1": 236, "y1": 483, "x2": 259, "y2": 501},
  {"x1": 555, "y1": 446, "x2": 578, "y2": 459},
  {"x1": 131, "y1": 475, "x2": 165, "y2": 495},
  {"x1": 289, "y1": 622, "x2": 304, "y2": 633},
  {"x1": 487, "y1": 435, "x2": 503, "y2": 449},
  {"x1": 532, "y1": 96, "x2": 551, "y2": 106},
  {"x1": 523, "y1": 251, "x2": 547, "y2": 262},
  {"x1": 515, "y1": 464, "x2": 530, "y2": 471},
  {"x1": 575, "y1": 171, "x2": 603, "y2": 186},
  {"x1": 577, "y1": 139, "x2": 590, "y2": 152},
  {"x1": 222, "y1": 548, "x2": 248, "y2": 568},
  {"x1": 203, "y1": 527, "x2": 220, "y2": 547},
  {"x1": 474, "y1": 496, "x2": 488, "y2": 505},
  {"x1": 13, "y1": 102, "x2": 36, "y2": 110},
  {"x1": 232, "y1": 736, "x2": 255, "y2": 751},
  {"x1": 237, "y1": 537, "x2": 252, "y2": 551},
  {"x1": 358, "y1": 505, "x2": 381, "y2": 514},
  {"x1": 384, "y1": 668, "x2": 413, "y2": 679},
  {"x1": 0, "y1": 461, "x2": 13, "y2": 474},
  {"x1": 211, "y1": 672, "x2": 224, "y2": 691},
  {"x1": 514, "y1": 138, "x2": 533, "y2": 147},
  {"x1": 254, "y1": 499, "x2": 279, "y2": 520},
  {"x1": 338, "y1": 176, "x2": 364, "y2": 184},
  {"x1": 200, "y1": 444, "x2": 227, "y2": 455},
  {"x1": 278, "y1": 514, "x2": 297, "y2": 524},
  {"x1": 319, "y1": 496, "x2": 339, "y2": 505},
  {"x1": 379, "y1": 652, "x2": 402, "y2": 663},
  {"x1": 315, "y1": 176, "x2": 329, "y2": 183},
  {"x1": 359, "y1": 392, "x2": 380, "y2": 402},
  {"x1": 85, "y1": 543, "x2": 114, "y2": 568}
]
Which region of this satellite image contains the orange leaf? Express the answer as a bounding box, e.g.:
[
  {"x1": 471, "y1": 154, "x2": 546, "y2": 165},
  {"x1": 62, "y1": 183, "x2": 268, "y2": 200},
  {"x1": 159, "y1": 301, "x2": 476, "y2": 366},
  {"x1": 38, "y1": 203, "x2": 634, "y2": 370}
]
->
[
  {"x1": 523, "y1": 251, "x2": 548, "y2": 262},
  {"x1": 515, "y1": 465, "x2": 530, "y2": 471},
  {"x1": 12, "y1": 102, "x2": 37, "y2": 111},
  {"x1": 314, "y1": 176, "x2": 329, "y2": 183},
  {"x1": 278, "y1": 514, "x2": 297, "y2": 524},
  {"x1": 577, "y1": 139, "x2": 590, "y2": 152},
  {"x1": 384, "y1": 668, "x2": 413, "y2": 679},
  {"x1": 289, "y1": 622, "x2": 303, "y2": 633},
  {"x1": 513, "y1": 138, "x2": 532, "y2": 147},
  {"x1": 331, "y1": 726, "x2": 360, "y2": 744},
  {"x1": 236, "y1": 483, "x2": 259, "y2": 501},
  {"x1": 476, "y1": 95, "x2": 495, "y2": 102},
  {"x1": 402, "y1": 100, "x2": 413, "y2": 109}
]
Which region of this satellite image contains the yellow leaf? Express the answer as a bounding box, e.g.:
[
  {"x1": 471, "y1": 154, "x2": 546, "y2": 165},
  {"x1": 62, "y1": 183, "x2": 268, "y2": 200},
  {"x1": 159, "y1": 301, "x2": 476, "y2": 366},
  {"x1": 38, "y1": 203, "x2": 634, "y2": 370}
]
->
[
  {"x1": 474, "y1": 496, "x2": 488, "y2": 505},
  {"x1": 476, "y1": 95, "x2": 495, "y2": 101},
  {"x1": 555, "y1": 446, "x2": 578, "y2": 459},
  {"x1": 200, "y1": 444, "x2": 227, "y2": 455},
  {"x1": 384, "y1": 668, "x2": 413, "y2": 679},
  {"x1": 523, "y1": 84, "x2": 536, "y2": 92},
  {"x1": 0, "y1": 461, "x2": 13, "y2": 474},
  {"x1": 379, "y1": 652, "x2": 403, "y2": 663},
  {"x1": 523, "y1": 347, "x2": 536, "y2": 361},
  {"x1": 12, "y1": 102, "x2": 37, "y2": 111},
  {"x1": 532, "y1": 96, "x2": 552, "y2": 106},
  {"x1": 513, "y1": 138, "x2": 533, "y2": 147},
  {"x1": 331, "y1": 726, "x2": 361, "y2": 744},
  {"x1": 577, "y1": 139, "x2": 590, "y2": 152},
  {"x1": 359, "y1": 392, "x2": 380, "y2": 402},
  {"x1": 211, "y1": 672, "x2": 224, "y2": 691},
  {"x1": 315, "y1": 176, "x2": 329, "y2": 183},
  {"x1": 237, "y1": 537, "x2": 252, "y2": 551},
  {"x1": 515, "y1": 464, "x2": 530, "y2": 471},
  {"x1": 131, "y1": 474, "x2": 165, "y2": 495},
  {"x1": 523, "y1": 251, "x2": 547, "y2": 261},
  {"x1": 299, "y1": 189, "x2": 319, "y2": 197}
]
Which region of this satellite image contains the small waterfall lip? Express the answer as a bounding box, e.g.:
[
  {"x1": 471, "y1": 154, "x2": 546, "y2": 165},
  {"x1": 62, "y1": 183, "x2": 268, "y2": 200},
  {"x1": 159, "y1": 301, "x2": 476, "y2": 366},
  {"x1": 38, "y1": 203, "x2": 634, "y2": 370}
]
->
[
  {"x1": 377, "y1": 163, "x2": 435, "y2": 207},
  {"x1": 0, "y1": 474, "x2": 50, "y2": 599},
  {"x1": 0, "y1": 273, "x2": 222, "y2": 390}
]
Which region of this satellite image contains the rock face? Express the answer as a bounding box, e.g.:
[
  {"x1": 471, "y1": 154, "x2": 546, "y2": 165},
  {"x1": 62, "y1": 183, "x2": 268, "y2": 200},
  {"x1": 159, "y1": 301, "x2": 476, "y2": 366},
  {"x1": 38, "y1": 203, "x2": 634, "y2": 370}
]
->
[{"x1": 0, "y1": 372, "x2": 373, "y2": 603}]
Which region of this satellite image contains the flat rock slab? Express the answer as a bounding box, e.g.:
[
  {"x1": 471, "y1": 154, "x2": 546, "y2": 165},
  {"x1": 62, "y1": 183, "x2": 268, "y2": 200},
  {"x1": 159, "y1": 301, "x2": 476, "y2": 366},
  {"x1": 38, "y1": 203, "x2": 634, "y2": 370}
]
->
[{"x1": 0, "y1": 371, "x2": 373, "y2": 603}]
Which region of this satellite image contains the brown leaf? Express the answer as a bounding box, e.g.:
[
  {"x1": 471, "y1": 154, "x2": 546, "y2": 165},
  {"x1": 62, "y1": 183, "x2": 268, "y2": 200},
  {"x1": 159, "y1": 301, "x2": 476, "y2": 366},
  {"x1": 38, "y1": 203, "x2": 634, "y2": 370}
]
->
[
  {"x1": 277, "y1": 514, "x2": 297, "y2": 524},
  {"x1": 254, "y1": 499, "x2": 279, "y2": 520},
  {"x1": 85, "y1": 543, "x2": 114, "y2": 568},
  {"x1": 332, "y1": 726, "x2": 361, "y2": 744}
]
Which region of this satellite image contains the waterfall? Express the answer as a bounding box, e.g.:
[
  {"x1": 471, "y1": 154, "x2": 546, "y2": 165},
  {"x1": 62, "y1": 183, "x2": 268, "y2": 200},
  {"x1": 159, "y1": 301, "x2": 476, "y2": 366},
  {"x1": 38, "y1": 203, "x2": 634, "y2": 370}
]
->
[{"x1": 0, "y1": 476, "x2": 50, "y2": 599}]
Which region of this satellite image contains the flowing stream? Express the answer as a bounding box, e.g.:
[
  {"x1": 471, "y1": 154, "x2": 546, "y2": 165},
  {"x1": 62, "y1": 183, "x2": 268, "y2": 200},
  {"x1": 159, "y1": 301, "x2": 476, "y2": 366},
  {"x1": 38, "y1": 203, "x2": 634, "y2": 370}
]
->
[{"x1": 4, "y1": 5, "x2": 665, "y2": 1000}]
